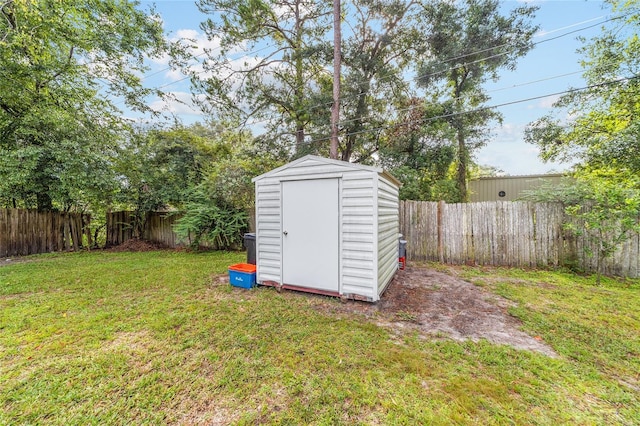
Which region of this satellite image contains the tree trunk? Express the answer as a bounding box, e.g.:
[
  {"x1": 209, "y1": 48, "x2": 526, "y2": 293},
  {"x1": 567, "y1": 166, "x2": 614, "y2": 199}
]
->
[
  {"x1": 456, "y1": 127, "x2": 468, "y2": 202},
  {"x1": 295, "y1": 124, "x2": 304, "y2": 148},
  {"x1": 294, "y1": 1, "x2": 305, "y2": 153},
  {"x1": 36, "y1": 192, "x2": 53, "y2": 212},
  {"x1": 453, "y1": 77, "x2": 469, "y2": 203},
  {"x1": 330, "y1": 0, "x2": 341, "y2": 160}
]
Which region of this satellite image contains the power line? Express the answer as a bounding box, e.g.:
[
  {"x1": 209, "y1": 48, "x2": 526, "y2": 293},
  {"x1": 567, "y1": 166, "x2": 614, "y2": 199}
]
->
[
  {"x1": 307, "y1": 74, "x2": 640, "y2": 144},
  {"x1": 295, "y1": 14, "x2": 622, "y2": 114},
  {"x1": 274, "y1": 14, "x2": 623, "y2": 121},
  {"x1": 119, "y1": 11, "x2": 622, "y2": 132},
  {"x1": 187, "y1": 63, "x2": 592, "y2": 138},
  {"x1": 141, "y1": 12, "x2": 618, "y2": 113},
  {"x1": 285, "y1": 14, "x2": 623, "y2": 129},
  {"x1": 334, "y1": 66, "x2": 591, "y2": 128}
]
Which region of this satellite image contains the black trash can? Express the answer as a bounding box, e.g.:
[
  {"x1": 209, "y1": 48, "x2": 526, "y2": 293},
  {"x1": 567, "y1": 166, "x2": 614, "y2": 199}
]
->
[
  {"x1": 399, "y1": 239, "x2": 407, "y2": 259},
  {"x1": 398, "y1": 239, "x2": 407, "y2": 270},
  {"x1": 244, "y1": 233, "x2": 256, "y2": 265}
]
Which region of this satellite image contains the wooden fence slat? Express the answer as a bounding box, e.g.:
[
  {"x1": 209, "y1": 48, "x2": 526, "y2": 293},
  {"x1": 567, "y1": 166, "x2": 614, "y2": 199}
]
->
[
  {"x1": 2, "y1": 205, "x2": 637, "y2": 278},
  {"x1": 0, "y1": 209, "x2": 90, "y2": 257},
  {"x1": 0, "y1": 209, "x2": 6, "y2": 257},
  {"x1": 396, "y1": 201, "x2": 638, "y2": 278}
]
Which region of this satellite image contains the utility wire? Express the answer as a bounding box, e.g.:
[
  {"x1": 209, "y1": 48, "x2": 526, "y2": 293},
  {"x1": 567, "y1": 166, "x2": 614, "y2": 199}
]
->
[
  {"x1": 330, "y1": 14, "x2": 622, "y2": 110},
  {"x1": 307, "y1": 74, "x2": 640, "y2": 144},
  {"x1": 211, "y1": 58, "x2": 614, "y2": 133},
  {"x1": 281, "y1": 14, "x2": 623, "y2": 129},
  {"x1": 256, "y1": 14, "x2": 622, "y2": 123},
  {"x1": 139, "y1": 13, "x2": 618, "y2": 111},
  {"x1": 119, "y1": 12, "x2": 622, "y2": 131}
]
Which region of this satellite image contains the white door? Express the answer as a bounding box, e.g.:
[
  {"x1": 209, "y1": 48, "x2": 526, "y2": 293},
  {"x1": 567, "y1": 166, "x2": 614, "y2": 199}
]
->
[{"x1": 282, "y1": 178, "x2": 339, "y2": 292}]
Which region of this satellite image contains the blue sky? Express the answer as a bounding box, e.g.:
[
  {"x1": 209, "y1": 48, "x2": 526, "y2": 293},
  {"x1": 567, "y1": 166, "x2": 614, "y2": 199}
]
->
[{"x1": 134, "y1": 0, "x2": 610, "y2": 175}]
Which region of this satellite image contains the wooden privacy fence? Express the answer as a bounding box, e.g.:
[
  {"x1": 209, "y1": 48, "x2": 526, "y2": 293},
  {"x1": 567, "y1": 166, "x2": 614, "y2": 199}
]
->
[
  {"x1": 400, "y1": 200, "x2": 639, "y2": 278},
  {"x1": 106, "y1": 210, "x2": 256, "y2": 249},
  {"x1": 0, "y1": 209, "x2": 91, "y2": 257},
  {"x1": 106, "y1": 211, "x2": 184, "y2": 248}
]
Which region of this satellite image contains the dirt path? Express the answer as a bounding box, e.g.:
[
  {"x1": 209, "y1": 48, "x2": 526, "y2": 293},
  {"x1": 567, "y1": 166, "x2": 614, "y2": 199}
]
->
[{"x1": 317, "y1": 266, "x2": 557, "y2": 357}]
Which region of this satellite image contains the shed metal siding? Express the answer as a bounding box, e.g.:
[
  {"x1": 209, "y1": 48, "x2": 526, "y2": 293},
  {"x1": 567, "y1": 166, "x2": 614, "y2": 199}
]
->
[
  {"x1": 377, "y1": 175, "x2": 400, "y2": 296},
  {"x1": 255, "y1": 180, "x2": 282, "y2": 283},
  {"x1": 341, "y1": 172, "x2": 377, "y2": 299},
  {"x1": 253, "y1": 155, "x2": 399, "y2": 301}
]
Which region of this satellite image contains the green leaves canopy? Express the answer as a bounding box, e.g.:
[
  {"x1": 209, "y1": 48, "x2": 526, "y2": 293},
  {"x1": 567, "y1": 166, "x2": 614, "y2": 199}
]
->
[
  {"x1": 524, "y1": 0, "x2": 640, "y2": 280},
  {"x1": 196, "y1": 0, "x2": 332, "y2": 150},
  {"x1": 525, "y1": 0, "x2": 640, "y2": 175},
  {"x1": 0, "y1": 0, "x2": 175, "y2": 211},
  {"x1": 417, "y1": 0, "x2": 538, "y2": 201}
]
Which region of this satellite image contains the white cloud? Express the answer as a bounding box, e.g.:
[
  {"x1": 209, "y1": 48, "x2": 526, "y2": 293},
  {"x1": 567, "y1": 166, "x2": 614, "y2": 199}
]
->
[
  {"x1": 527, "y1": 94, "x2": 561, "y2": 110},
  {"x1": 476, "y1": 122, "x2": 574, "y2": 175},
  {"x1": 147, "y1": 28, "x2": 225, "y2": 82},
  {"x1": 148, "y1": 91, "x2": 206, "y2": 117},
  {"x1": 174, "y1": 29, "x2": 222, "y2": 57}
]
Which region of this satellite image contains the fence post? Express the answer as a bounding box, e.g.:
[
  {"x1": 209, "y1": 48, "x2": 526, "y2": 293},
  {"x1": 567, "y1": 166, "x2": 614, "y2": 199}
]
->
[{"x1": 437, "y1": 200, "x2": 444, "y2": 263}]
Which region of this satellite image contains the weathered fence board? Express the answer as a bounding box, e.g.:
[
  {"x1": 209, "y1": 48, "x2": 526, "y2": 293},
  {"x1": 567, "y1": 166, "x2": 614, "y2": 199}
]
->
[
  {"x1": 400, "y1": 200, "x2": 639, "y2": 278},
  {"x1": 4, "y1": 203, "x2": 637, "y2": 278},
  {"x1": 0, "y1": 209, "x2": 90, "y2": 257},
  {"x1": 106, "y1": 210, "x2": 255, "y2": 249},
  {"x1": 105, "y1": 211, "x2": 187, "y2": 248}
]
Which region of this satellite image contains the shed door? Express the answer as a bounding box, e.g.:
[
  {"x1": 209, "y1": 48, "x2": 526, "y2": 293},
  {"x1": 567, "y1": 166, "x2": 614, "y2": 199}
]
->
[{"x1": 282, "y1": 178, "x2": 339, "y2": 293}]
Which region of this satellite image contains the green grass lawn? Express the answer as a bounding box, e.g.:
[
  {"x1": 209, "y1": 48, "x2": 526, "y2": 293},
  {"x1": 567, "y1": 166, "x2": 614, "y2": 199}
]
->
[{"x1": 1, "y1": 251, "x2": 638, "y2": 425}]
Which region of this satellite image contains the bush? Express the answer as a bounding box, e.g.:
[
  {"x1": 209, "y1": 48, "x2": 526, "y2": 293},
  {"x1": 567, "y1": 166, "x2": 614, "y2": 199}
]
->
[{"x1": 173, "y1": 191, "x2": 249, "y2": 250}]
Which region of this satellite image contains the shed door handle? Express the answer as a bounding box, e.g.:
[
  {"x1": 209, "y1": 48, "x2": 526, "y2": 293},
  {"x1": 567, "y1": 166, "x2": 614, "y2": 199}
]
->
[{"x1": 283, "y1": 231, "x2": 288, "y2": 236}]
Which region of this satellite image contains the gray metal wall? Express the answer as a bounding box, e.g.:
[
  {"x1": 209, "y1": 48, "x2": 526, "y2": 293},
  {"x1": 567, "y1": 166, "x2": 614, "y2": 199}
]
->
[{"x1": 469, "y1": 174, "x2": 566, "y2": 202}]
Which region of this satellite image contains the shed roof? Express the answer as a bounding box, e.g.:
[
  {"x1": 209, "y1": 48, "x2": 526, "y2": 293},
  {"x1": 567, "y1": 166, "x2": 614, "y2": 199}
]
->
[{"x1": 252, "y1": 154, "x2": 401, "y2": 186}]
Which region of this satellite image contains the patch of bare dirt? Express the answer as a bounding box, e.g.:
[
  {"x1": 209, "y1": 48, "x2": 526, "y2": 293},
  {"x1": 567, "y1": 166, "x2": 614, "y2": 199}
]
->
[
  {"x1": 106, "y1": 239, "x2": 169, "y2": 252},
  {"x1": 314, "y1": 265, "x2": 558, "y2": 357},
  {"x1": 0, "y1": 257, "x2": 33, "y2": 267}
]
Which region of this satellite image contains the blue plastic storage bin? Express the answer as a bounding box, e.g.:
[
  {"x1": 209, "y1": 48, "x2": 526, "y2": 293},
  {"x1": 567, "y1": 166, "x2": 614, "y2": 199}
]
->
[{"x1": 228, "y1": 263, "x2": 257, "y2": 289}]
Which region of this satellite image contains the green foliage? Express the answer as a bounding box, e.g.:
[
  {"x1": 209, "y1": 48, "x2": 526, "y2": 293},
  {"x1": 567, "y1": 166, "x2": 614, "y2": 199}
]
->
[
  {"x1": 196, "y1": 0, "x2": 332, "y2": 151},
  {"x1": 173, "y1": 190, "x2": 249, "y2": 250},
  {"x1": 115, "y1": 124, "x2": 227, "y2": 211},
  {"x1": 336, "y1": 0, "x2": 426, "y2": 163},
  {"x1": 112, "y1": 122, "x2": 260, "y2": 243},
  {"x1": 389, "y1": 166, "x2": 461, "y2": 202},
  {"x1": 170, "y1": 129, "x2": 284, "y2": 251},
  {"x1": 199, "y1": 127, "x2": 285, "y2": 210},
  {"x1": 566, "y1": 171, "x2": 640, "y2": 283},
  {"x1": 193, "y1": 0, "x2": 538, "y2": 172},
  {"x1": 525, "y1": 0, "x2": 640, "y2": 175},
  {"x1": 418, "y1": 0, "x2": 538, "y2": 200},
  {"x1": 0, "y1": 0, "x2": 183, "y2": 211},
  {"x1": 521, "y1": 170, "x2": 640, "y2": 282},
  {"x1": 0, "y1": 106, "x2": 120, "y2": 211},
  {"x1": 380, "y1": 99, "x2": 460, "y2": 201},
  {"x1": 523, "y1": 0, "x2": 640, "y2": 281}
]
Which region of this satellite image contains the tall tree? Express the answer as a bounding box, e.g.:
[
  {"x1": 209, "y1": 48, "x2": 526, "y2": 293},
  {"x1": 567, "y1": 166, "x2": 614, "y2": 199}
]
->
[
  {"x1": 0, "y1": 0, "x2": 178, "y2": 211},
  {"x1": 379, "y1": 98, "x2": 458, "y2": 201},
  {"x1": 525, "y1": 0, "x2": 640, "y2": 175},
  {"x1": 524, "y1": 0, "x2": 640, "y2": 281},
  {"x1": 417, "y1": 0, "x2": 538, "y2": 201},
  {"x1": 195, "y1": 0, "x2": 332, "y2": 153},
  {"x1": 337, "y1": 0, "x2": 424, "y2": 163}
]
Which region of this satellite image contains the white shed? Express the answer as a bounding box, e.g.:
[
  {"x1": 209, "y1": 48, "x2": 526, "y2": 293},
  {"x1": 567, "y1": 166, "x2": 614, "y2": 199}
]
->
[{"x1": 252, "y1": 155, "x2": 400, "y2": 302}]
